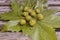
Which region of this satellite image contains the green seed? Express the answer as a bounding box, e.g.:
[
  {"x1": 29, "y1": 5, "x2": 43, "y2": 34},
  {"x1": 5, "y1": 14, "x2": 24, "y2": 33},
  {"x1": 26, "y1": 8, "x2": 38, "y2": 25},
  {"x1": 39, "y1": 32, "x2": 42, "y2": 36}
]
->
[
  {"x1": 30, "y1": 10, "x2": 36, "y2": 17},
  {"x1": 29, "y1": 19, "x2": 36, "y2": 26},
  {"x1": 20, "y1": 19, "x2": 26, "y2": 25},
  {"x1": 26, "y1": 16, "x2": 32, "y2": 21},
  {"x1": 36, "y1": 9, "x2": 40, "y2": 13},
  {"x1": 28, "y1": 9, "x2": 32, "y2": 13},
  {"x1": 37, "y1": 14, "x2": 44, "y2": 20},
  {"x1": 23, "y1": 12, "x2": 29, "y2": 16}
]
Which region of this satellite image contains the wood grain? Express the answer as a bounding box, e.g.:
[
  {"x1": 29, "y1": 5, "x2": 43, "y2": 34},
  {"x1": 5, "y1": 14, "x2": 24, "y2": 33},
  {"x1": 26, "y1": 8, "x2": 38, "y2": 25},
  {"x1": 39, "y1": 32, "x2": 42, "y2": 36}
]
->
[
  {"x1": 0, "y1": 0, "x2": 10, "y2": 5},
  {"x1": 0, "y1": 0, "x2": 60, "y2": 40},
  {"x1": 48, "y1": 1, "x2": 60, "y2": 5},
  {"x1": 0, "y1": 32, "x2": 32, "y2": 40},
  {"x1": 56, "y1": 32, "x2": 60, "y2": 40},
  {"x1": 0, "y1": 6, "x2": 11, "y2": 12}
]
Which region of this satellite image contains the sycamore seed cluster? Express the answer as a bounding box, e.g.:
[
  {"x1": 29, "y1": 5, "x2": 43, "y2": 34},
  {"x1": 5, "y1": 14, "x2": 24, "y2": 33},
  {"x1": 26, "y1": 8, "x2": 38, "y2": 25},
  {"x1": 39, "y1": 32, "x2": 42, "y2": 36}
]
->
[{"x1": 19, "y1": 6, "x2": 44, "y2": 26}]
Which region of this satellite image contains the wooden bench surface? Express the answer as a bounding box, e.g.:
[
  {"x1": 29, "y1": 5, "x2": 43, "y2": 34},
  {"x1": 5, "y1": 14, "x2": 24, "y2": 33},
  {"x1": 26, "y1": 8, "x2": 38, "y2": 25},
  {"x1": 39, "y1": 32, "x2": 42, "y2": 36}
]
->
[{"x1": 0, "y1": 0, "x2": 60, "y2": 40}]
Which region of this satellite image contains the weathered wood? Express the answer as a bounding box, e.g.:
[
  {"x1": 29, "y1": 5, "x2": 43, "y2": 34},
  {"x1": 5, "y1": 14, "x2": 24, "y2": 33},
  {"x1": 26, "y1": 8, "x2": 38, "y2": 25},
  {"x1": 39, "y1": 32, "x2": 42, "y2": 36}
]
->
[
  {"x1": 48, "y1": 6, "x2": 60, "y2": 11},
  {"x1": 48, "y1": 0, "x2": 60, "y2": 1},
  {"x1": 0, "y1": 0, "x2": 10, "y2": 5},
  {"x1": 0, "y1": 32, "x2": 32, "y2": 40},
  {"x1": 56, "y1": 32, "x2": 60, "y2": 40},
  {"x1": 0, "y1": 6, "x2": 11, "y2": 12},
  {"x1": 0, "y1": 21, "x2": 6, "y2": 25},
  {"x1": 48, "y1": 1, "x2": 60, "y2": 11},
  {"x1": 48, "y1": 1, "x2": 60, "y2": 5}
]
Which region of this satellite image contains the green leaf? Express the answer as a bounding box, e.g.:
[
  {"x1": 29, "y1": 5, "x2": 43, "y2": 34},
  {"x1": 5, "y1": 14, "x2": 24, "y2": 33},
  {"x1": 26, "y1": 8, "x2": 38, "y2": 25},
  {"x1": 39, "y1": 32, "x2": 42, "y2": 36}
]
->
[
  {"x1": 0, "y1": 0, "x2": 23, "y2": 20},
  {"x1": 21, "y1": 23, "x2": 57, "y2": 40},
  {"x1": 1, "y1": 20, "x2": 21, "y2": 32},
  {"x1": 21, "y1": 24, "x2": 41, "y2": 40},
  {"x1": 11, "y1": 0, "x2": 20, "y2": 13},
  {"x1": 5, "y1": 20, "x2": 19, "y2": 26},
  {"x1": 11, "y1": 0, "x2": 23, "y2": 17},
  {"x1": 0, "y1": 12, "x2": 21, "y2": 20},
  {"x1": 42, "y1": 9, "x2": 57, "y2": 19},
  {"x1": 41, "y1": 13, "x2": 60, "y2": 28},
  {"x1": 38, "y1": 22, "x2": 57, "y2": 40}
]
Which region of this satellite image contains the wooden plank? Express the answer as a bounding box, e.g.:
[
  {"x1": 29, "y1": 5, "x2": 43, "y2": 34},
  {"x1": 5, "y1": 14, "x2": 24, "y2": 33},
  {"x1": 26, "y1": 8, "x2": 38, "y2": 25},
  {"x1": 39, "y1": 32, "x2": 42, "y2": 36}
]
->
[
  {"x1": 48, "y1": 6, "x2": 60, "y2": 11},
  {"x1": 48, "y1": 0, "x2": 60, "y2": 1},
  {"x1": 0, "y1": 6, "x2": 11, "y2": 13},
  {"x1": 48, "y1": 1, "x2": 60, "y2": 5},
  {"x1": 0, "y1": 0, "x2": 10, "y2": 5},
  {"x1": 0, "y1": 32, "x2": 32, "y2": 40},
  {"x1": 48, "y1": 0, "x2": 60, "y2": 11},
  {"x1": 0, "y1": 6, "x2": 11, "y2": 12},
  {"x1": 0, "y1": 21, "x2": 6, "y2": 25},
  {"x1": 56, "y1": 32, "x2": 60, "y2": 40}
]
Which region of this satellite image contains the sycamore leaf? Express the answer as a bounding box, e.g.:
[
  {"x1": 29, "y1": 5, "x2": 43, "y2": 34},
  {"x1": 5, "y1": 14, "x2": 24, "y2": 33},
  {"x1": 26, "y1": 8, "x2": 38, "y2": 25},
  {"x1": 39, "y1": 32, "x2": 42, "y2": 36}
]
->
[
  {"x1": 10, "y1": 0, "x2": 23, "y2": 17},
  {"x1": 21, "y1": 23, "x2": 57, "y2": 40},
  {"x1": 1, "y1": 20, "x2": 21, "y2": 32},
  {"x1": 0, "y1": 0, "x2": 23, "y2": 20},
  {"x1": 38, "y1": 22, "x2": 57, "y2": 40},
  {"x1": 41, "y1": 13, "x2": 60, "y2": 28},
  {"x1": 5, "y1": 20, "x2": 19, "y2": 27},
  {"x1": 1, "y1": 25, "x2": 21, "y2": 32},
  {"x1": 11, "y1": 0, "x2": 20, "y2": 13},
  {"x1": 21, "y1": 24, "x2": 41, "y2": 40},
  {"x1": 0, "y1": 12, "x2": 20, "y2": 20},
  {"x1": 42, "y1": 9, "x2": 57, "y2": 19}
]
